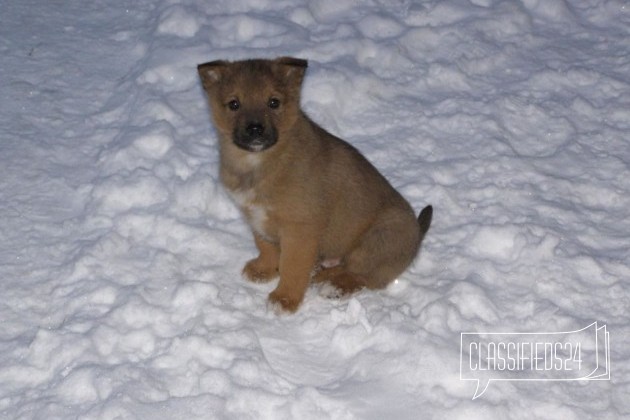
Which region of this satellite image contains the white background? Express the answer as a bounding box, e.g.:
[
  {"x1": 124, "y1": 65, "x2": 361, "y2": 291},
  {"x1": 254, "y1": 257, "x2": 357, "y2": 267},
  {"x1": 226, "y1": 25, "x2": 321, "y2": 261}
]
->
[{"x1": 1, "y1": 0, "x2": 628, "y2": 418}]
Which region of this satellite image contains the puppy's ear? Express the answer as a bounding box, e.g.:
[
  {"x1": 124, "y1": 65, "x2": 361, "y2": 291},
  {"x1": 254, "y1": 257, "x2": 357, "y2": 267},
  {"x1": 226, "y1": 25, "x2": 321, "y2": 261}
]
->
[
  {"x1": 275, "y1": 56, "x2": 308, "y2": 86},
  {"x1": 197, "y1": 60, "x2": 228, "y2": 90}
]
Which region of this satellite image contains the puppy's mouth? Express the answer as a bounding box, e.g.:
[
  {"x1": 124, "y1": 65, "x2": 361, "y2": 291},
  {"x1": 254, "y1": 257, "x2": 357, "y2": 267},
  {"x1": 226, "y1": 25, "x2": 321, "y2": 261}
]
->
[{"x1": 233, "y1": 123, "x2": 278, "y2": 153}]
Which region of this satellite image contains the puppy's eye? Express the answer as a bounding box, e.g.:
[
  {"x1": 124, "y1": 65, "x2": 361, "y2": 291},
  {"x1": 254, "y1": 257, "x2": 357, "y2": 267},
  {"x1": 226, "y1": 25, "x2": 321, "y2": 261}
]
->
[
  {"x1": 228, "y1": 99, "x2": 240, "y2": 111},
  {"x1": 268, "y1": 98, "x2": 280, "y2": 109}
]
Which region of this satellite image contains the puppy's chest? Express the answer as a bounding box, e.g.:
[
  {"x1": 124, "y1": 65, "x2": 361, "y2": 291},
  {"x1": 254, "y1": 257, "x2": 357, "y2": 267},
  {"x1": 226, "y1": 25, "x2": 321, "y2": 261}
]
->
[{"x1": 227, "y1": 187, "x2": 276, "y2": 240}]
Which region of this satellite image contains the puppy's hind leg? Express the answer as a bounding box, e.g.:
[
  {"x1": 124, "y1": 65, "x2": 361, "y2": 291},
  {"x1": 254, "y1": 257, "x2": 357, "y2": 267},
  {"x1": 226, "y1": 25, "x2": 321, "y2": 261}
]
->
[
  {"x1": 315, "y1": 206, "x2": 432, "y2": 298},
  {"x1": 345, "y1": 209, "x2": 423, "y2": 290},
  {"x1": 313, "y1": 264, "x2": 365, "y2": 298}
]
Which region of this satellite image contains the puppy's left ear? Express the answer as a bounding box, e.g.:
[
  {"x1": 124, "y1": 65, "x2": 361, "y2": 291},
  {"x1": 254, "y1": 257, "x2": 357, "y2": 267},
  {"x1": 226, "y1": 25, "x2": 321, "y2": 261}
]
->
[
  {"x1": 275, "y1": 57, "x2": 308, "y2": 86},
  {"x1": 197, "y1": 60, "x2": 228, "y2": 90}
]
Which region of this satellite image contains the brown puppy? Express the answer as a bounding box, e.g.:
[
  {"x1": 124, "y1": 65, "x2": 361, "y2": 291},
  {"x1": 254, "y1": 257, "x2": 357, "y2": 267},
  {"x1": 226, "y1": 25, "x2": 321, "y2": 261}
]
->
[{"x1": 198, "y1": 57, "x2": 432, "y2": 313}]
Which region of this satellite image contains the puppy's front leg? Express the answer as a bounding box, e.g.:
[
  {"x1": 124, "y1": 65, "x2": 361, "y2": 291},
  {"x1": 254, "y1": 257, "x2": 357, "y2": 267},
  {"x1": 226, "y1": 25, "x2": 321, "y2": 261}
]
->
[
  {"x1": 268, "y1": 226, "x2": 319, "y2": 313},
  {"x1": 243, "y1": 233, "x2": 280, "y2": 283}
]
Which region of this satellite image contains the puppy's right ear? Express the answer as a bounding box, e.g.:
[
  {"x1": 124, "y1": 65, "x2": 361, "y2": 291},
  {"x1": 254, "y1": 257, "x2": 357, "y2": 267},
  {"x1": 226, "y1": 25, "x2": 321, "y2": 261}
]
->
[{"x1": 197, "y1": 60, "x2": 228, "y2": 90}]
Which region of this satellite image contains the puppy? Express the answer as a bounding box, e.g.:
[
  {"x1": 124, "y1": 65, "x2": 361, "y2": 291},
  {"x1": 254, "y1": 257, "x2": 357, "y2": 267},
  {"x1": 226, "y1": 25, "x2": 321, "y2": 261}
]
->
[{"x1": 198, "y1": 57, "x2": 432, "y2": 313}]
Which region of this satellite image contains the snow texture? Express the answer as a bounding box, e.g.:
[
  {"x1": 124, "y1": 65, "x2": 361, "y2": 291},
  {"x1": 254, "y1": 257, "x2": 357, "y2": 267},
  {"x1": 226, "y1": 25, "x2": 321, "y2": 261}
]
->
[{"x1": 1, "y1": 0, "x2": 629, "y2": 418}]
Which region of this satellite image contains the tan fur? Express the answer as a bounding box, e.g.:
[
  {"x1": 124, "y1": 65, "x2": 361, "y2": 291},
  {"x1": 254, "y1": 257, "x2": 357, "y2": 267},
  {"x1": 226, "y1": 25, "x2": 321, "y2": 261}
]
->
[{"x1": 198, "y1": 57, "x2": 432, "y2": 313}]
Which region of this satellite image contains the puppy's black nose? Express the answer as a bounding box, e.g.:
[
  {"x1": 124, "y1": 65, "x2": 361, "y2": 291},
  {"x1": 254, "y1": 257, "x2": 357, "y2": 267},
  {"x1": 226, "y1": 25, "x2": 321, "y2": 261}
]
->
[{"x1": 246, "y1": 123, "x2": 264, "y2": 137}]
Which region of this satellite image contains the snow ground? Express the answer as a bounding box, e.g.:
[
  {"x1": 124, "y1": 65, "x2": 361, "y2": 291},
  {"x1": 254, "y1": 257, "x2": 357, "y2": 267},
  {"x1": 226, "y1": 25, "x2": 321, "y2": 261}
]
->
[{"x1": 1, "y1": 0, "x2": 629, "y2": 418}]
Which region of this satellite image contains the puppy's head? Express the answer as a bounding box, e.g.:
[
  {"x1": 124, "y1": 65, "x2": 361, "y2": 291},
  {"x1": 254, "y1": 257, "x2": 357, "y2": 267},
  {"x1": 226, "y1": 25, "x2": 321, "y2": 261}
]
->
[{"x1": 198, "y1": 57, "x2": 307, "y2": 153}]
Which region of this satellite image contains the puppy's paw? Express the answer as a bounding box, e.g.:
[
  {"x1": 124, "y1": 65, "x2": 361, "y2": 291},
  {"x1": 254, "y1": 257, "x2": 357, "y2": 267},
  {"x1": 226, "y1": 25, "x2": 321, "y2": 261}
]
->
[
  {"x1": 267, "y1": 290, "x2": 301, "y2": 314},
  {"x1": 317, "y1": 273, "x2": 365, "y2": 299},
  {"x1": 317, "y1": 282, "x2": 345, "y2": 299},
  {"x1": 242, "y1": 258, "x2": 278, "y2": 283}
]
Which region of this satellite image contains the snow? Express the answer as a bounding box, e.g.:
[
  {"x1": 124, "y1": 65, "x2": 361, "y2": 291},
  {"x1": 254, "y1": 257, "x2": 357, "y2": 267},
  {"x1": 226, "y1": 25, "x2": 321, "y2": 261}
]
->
[{"x1": 1, "y1": 0, "x2": 629, "y2": 418}]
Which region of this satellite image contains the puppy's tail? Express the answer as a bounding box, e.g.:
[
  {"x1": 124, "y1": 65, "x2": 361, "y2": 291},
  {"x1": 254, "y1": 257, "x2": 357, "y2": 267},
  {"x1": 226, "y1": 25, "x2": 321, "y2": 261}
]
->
[{"x1": 417, "y1": 205, "x2": 433, "y2": 239}]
